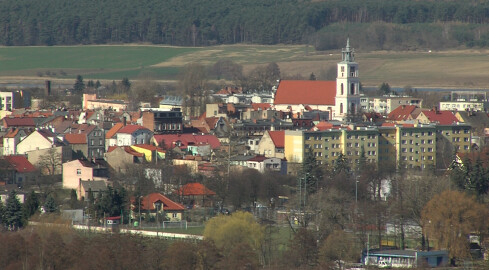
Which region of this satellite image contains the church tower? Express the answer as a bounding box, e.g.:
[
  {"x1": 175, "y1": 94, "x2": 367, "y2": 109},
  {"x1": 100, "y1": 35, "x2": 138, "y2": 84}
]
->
[{"x1": 334, "y1": 39, "x2": 361, "y2": 121}]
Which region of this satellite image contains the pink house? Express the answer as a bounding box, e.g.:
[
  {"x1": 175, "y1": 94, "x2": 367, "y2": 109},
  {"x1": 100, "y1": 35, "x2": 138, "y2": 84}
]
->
[{"x1": 62, "y1": 159, "x2": 109, "y2": 190}]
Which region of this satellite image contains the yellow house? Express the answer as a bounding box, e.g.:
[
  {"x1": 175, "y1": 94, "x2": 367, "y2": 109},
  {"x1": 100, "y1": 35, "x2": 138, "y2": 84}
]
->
[{"x1": 130, "y1": 144, "x2": 165, "y2": 162}]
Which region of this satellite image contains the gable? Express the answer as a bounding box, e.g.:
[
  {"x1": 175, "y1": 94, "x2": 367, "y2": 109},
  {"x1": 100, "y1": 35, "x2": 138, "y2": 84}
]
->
[{"x1": 274, "y1": 80, "x2": 336, "y2": 106}]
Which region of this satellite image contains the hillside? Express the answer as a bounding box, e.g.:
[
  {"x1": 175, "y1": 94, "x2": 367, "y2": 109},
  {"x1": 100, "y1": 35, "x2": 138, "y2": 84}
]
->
[{"x1": 3, "y1": 0, "x2": 489, "y2": 50}]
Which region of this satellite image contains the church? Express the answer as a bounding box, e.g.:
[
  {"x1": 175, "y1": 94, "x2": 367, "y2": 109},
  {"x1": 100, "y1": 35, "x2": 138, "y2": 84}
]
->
[{"x1": 273, "y1": 39, "x2": 361, "y2": 121}]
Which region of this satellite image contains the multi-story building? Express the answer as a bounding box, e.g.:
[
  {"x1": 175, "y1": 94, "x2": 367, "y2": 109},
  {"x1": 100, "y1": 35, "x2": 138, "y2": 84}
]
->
[
  {"x1": 140, "y1": 109, "x2": 183, "y2": 134},
  {"x1": 285, "y1": 123, "x2": 471, "y2": 172},
  {"x1": 0, "y1": 91, "x2": 24, "y2": 111},
  {"x1": 360, "y1": 95, "x2": 423, "y2": 114}
]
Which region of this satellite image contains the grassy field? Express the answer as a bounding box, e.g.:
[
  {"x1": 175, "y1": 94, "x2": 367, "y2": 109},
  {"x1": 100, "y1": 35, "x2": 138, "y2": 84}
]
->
[{"x1": 1, "y1": 44, "x2": 489, "y2": 88}]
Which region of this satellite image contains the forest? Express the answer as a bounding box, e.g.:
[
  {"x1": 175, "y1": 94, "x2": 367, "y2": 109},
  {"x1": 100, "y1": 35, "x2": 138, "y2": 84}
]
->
[{"x1": 3, "y1": 0, "x2": 489, "y2": 50}]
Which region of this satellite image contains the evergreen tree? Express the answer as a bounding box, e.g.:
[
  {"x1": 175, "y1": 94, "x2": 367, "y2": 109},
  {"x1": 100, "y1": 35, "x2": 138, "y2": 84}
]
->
[
  {"x1": 23, "y1": 190, "x2": 39, "y2": 217},
  {"x1": 95, "y1": 80, "x2": 101, "y2": 89},
  {"x1": 378, "y1": 82, "x2": 391, "y2": 96},
  {"x1": 43, "y1": 195, "x2": 57, "y2": 213},
  {"x1": 309, "y1": 72, "x2": 316, "y2": 80},
  {"x1": 69, "y1": 189, "x2": 78, "y2": 209},
  {"x1": 73, "y1": 75, "x2": 85, "y2": 93},
  {"x1": 3, "y1": 190, "x2": 25, "y2": 230},
  {"x1": 302, "y1": 148, "x2": 322, "y2": 195},
  {"x1": 333, "y1": 153, "x2": 351, "y2": 175}
]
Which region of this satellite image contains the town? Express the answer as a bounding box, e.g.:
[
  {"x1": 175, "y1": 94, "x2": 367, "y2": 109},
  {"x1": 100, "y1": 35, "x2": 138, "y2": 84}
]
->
[{"x1": 0, "y1": 40, "x2": 488, "y2": 269}]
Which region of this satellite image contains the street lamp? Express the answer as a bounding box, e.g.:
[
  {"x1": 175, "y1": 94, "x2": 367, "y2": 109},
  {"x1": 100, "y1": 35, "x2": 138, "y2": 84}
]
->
[{"x1": 355, "y1": 179, "x2": 359, "y2": 204}]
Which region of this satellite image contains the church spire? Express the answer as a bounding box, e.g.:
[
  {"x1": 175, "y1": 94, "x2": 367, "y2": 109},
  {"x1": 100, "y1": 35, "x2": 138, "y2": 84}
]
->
[{"x1": 342, "y1": 38, "x2": 354, "y2": 62}]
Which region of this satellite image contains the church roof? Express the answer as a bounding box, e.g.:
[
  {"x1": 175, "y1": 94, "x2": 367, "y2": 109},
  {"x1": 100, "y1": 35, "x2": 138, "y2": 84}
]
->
[{"x1": 274, "y1": 80, "x2": 336, "y2": 106}]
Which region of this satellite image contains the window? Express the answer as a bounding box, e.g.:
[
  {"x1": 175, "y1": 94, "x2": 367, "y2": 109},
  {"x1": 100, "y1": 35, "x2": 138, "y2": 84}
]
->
[
  {"x1": 172, "y1": 213, "x2": 178, "y2": 218},
  {"x1": 428, "y1": 148, "x2": 433, "y2": 152},
  {"x1": 77, "y1": 169, "x2": 81, "y2": 175},
  {"x1": 428, "y1": 155, "x2": 433, "y2": 160}
]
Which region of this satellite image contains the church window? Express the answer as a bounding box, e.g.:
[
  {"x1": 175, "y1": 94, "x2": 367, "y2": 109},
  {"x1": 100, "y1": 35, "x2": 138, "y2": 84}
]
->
[
  {"x1": 340, "y1": 103, "x2": 343, "y2": 114},
  {"x1": 351, "y1": 83, "x2": 355, "y2": 95},
  {"x1": 341, "y1": 66, "x2": 345, "y2": 72},
  {"x1": 351, "y1": 103, "x2": 355, "y2": 114},
  {"x1": 350, "y1": 66, "x2": 355, "y2": 76},
  {"x1": 341, "y1": 84, "x2": 344, "y2": 95}
]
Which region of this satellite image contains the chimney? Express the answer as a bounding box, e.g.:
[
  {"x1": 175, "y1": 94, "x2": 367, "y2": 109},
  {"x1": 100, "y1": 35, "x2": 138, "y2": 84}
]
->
[
  {"x1": 45, "y1": 80, "x2": 51, "y2": 96},
  {"x1": 123, "y1": 117, "x2": 127, "y2": 126},
  {"x1": 432, "y1": 106, "x2": 438, "y2": 113}
]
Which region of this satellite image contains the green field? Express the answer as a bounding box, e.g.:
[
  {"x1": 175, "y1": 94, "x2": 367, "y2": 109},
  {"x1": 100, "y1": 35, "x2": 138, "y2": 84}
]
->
[{"x1": 1, "y1": 45, "x2": 489, "y2": 88}]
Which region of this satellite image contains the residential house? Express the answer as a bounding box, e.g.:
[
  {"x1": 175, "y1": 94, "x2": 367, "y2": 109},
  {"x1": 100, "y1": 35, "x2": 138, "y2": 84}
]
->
[
  {"x1": 78, "y1": 179, "x2": 107, "y2": 200},
  {"x1": 115, "y1": 125, "x2": 153, "y2": 146},
  {"x1": 133, "y1": 193, "x2": 185, "y2": 221},
  {"x1": 386, "y1": 105, "x2": 422, "y2": 123},
  {"x1": 62, "y1": 159, "x2": 109, "y2": 190},
  {"x1": 105, "y1": 122, "x2": 125, "y2": 149},
  {"x1": 82, "y1": 94, "x2": 129, "y2": 111},
  {"x1": 16, "y1": 129, "x2": 63, "y2": 155},
  {"x1": 2, "y1": 117, "x2": 36, "y2": 130},
  {"x1": 152, "y1": 134, "x2": 221, "y2": 151},
  {"x1": 64, "y1": 125, "x2": 105, "y2": 159},
  {"x1": 416, "y1": 108, "x2": 458, "y2": 125},
  {"x1": 3, "y1": 155, "x2": 37, "y2": 186},
  {"x1": 257, "y1": 130, "x2": 285, "y2": 159},
  {"x1": 3, "y1": 128, "x2": 29, "y2": 156},
  {"x1": 130, "y1": 144, "x2": 165, "y2": 162},
  {"x1": 174, "y1": 182, "x2": 216, "y2": 208},
  {"x1": 106, "y1": 146, "x2": 144, "y2": 173},
  {"x1": 246, "y1": 155, "x2": 287, "y2": 174}
]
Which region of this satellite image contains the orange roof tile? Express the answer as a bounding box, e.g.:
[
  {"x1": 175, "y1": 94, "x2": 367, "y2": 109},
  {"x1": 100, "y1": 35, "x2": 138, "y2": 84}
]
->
[
  {"x1": 274, "y1": 80, "x2": 336, "y2": 106},
  {"x1": 137, "y1": 193, "x2": 185, "y2": 211},
  {"x1": 65, "y1": 133, "x2": 87, "y2": 144},
  {"x1": 174, "y1": 183, "x2": 216, "y2": 196},
  {"x1": 387, "y1": 105, "x2": 418, "y2": 121},
  {"x1": 105, "y1": 123, "x2": 124, "y2": 139}
]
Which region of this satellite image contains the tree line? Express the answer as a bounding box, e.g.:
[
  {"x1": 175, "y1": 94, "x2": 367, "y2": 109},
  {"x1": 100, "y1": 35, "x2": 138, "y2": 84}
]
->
[{"x1": 3, "y1": 0, "x2": 489, "y2": 49}]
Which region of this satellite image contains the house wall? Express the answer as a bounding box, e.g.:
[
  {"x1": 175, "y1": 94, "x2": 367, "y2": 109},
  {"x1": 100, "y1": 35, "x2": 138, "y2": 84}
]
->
[
  {"x1": 87, "y1": 128, "x2": 105, "y2": 159},
  {"x1": 62, "y1": 160, "x2": 94, "y2": 190},
  {"x1": 116, "y1": 130, "x2": 152, "y2": 146},
  {"x1": 284, "y1": 130, "x2": 304, "y2": 164},
  {"x1": 17, "y1": 131, "x2": 53, "y2": 154},
  {"x1": 257, "y1": 132, "x2": 285, "y2": 159},
  {"x1": 27, "y1": 146, "x2": 72, "y2": 175},
  {"x1": 106, "y1": 147, "x2": 137, "y2": 172}
]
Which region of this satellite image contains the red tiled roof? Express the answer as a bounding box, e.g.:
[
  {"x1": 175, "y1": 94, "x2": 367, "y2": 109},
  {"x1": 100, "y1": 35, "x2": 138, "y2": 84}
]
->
[
  {"x1": 3, "y1": 155, "x2": 36, "y2": 173},
  {"x1": 118, "y1": 124, "x2": 150, "y2": 134},
  {"x1": 65, "y1": 133, "x2": 87, "y2": 144},
  {"x1": 3, "y1": 117, "x2": 36, "y2": 127},
  {"x1": 154, "y1": 134, "x2": 221, "y2": 149},
  {"x1": 251, "y1": 103, "x2": 272, "y2": 111},
  {"x1": 248, "y1": 155, "x2": 269, "y2": 162},
  {"x1": 105, "y1": 123, "x2": 124, "y2": 139},
  {"x1": 137, "y1": 193, "x2": 185, "y2": 211},
  {"x1": 268, "y1": 130, "x2": 285, "y2": 148},
  {"x1": 421, "y1": 110, "x2": 459, "y2": 125},
  {"x1": 174, "y1": 183, "x2": 216, "y2": 196},
  {"x1": 274, "y1": 80, "x2": 336, "y2": 106},
  {"x1": 311, "y1": 121, "x2": 334, "y2": 131},
  {"x1": 387, "y1": 105, "x2": 418, "y2": 121}
]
